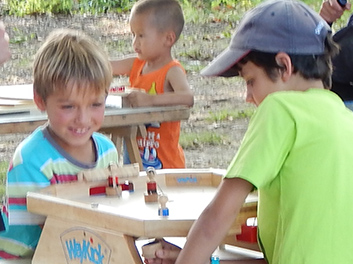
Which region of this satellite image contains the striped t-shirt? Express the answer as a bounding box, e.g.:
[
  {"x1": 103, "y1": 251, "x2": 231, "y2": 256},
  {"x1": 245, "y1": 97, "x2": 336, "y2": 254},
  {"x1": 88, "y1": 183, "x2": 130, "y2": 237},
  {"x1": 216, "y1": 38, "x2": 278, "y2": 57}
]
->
[{"x1": 0, "y1": 126, "x2": 118, "y2": 259}]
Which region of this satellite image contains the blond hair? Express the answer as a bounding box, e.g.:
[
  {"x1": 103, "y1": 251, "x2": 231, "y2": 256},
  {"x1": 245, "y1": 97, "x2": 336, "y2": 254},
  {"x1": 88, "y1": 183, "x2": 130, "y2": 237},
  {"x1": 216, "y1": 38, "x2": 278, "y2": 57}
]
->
[
  {"x1": 33, "y1": 29, "x2": 112, "y2": 100},
  {"x1": 131, "y1": 0, "x2": 184, "y2": 41}
]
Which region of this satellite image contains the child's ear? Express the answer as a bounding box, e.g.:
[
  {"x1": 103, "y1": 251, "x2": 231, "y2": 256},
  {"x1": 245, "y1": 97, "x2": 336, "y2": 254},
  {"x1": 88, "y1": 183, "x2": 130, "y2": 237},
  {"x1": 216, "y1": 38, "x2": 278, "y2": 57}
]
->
[
  {"x1": 33, "y1": 90, "x2": 46, "y2": 111},
  {"x1": 165, "y1": 30, "x2": 176, "y2": 47},
  {"x1": 275, "y1": 52, "x2": 293, "y2": 82}
]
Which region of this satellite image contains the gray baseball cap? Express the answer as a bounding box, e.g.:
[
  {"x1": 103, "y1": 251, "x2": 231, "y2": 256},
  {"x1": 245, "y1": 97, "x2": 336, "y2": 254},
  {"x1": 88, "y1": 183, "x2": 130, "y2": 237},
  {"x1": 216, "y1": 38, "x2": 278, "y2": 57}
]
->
[{"x1": 201, "y1": 0, "x2": 331, "y2": 77}]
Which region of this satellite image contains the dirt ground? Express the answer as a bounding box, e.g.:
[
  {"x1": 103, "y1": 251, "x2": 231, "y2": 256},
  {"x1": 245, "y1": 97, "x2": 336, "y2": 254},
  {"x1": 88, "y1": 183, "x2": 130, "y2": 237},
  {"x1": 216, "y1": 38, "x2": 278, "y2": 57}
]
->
[{"x1": 0, "y1": 13, "x2": 252, "y2": 170}]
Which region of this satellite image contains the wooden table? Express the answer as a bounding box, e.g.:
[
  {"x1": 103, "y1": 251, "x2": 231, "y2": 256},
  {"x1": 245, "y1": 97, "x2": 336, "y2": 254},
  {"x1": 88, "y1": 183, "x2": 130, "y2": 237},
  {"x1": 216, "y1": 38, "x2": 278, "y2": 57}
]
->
[
  {"x1": 0, "y1": 105, "x2": 190, "y2": 169},
  {"x1": 27, "y1": 168, "x2": 258, "y2": 264}
]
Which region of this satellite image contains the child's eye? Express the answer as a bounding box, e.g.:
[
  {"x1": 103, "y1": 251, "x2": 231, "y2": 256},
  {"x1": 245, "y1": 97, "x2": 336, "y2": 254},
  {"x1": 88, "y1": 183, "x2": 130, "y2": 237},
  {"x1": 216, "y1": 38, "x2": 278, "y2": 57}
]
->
[
  {"x1": 61, "y1": 105, "x2": 74, "y2": 109},
  {"x1": 92, "y1": 102, "x2": 103, "y2": 108}
]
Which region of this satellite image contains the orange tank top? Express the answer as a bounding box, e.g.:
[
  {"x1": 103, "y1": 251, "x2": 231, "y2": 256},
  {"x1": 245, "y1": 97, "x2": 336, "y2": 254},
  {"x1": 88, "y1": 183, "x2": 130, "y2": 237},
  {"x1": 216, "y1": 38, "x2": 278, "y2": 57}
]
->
[{"x1": 129, "y1": 58, "x2": 185, "y2": 170}]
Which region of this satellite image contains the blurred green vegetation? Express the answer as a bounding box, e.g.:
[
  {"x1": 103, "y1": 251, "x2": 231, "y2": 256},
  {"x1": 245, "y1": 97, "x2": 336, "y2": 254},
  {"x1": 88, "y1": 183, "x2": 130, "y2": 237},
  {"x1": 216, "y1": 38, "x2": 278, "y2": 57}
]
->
[
  {"x1": 1, "y1": 0, "x2": 349, "y2": 31},
  {"x1": 0, "y1": 162, "x2": 8, "y2": 199},
  {"x1": 0, "y1": 0, "x2": 260, "y2": 16}
]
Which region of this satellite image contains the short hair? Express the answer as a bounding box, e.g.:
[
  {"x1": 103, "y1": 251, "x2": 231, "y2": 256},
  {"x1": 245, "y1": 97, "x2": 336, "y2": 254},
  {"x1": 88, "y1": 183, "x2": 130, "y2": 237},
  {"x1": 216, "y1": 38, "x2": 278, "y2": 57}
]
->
[
  {"x1": 234, "y1": 33, "x2": 339, "y2": 89},
  {"x1": 131, "y1": 0, "x2": 184, "y2": 41},
  {"x1": 33, "y1": 29, "x2": 112, "y2": 101}
]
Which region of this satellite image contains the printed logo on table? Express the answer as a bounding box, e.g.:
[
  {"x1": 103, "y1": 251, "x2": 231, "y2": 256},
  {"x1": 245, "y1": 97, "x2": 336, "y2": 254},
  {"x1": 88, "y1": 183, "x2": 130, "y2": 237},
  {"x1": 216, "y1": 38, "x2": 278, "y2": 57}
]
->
[
  {"x1": 176, "y1": 176, "x2": 198, "y2": 184},
  {"x1": 60, "y1": 227, "x2": 112, "y2": 264}
]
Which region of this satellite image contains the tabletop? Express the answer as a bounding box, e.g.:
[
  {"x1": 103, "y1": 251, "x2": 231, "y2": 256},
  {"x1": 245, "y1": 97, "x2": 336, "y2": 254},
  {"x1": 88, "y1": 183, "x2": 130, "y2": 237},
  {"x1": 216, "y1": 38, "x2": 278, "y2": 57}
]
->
[{"x1": 26, "y1": 168, "x2": 258, "y2": 264}]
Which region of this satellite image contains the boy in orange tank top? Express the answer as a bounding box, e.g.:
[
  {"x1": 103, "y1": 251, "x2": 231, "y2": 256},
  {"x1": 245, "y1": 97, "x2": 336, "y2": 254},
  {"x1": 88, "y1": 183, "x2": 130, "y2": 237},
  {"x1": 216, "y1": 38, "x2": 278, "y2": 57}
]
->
[{"x1": 110, "y1": 0, "x2": 194, "y2": 170}]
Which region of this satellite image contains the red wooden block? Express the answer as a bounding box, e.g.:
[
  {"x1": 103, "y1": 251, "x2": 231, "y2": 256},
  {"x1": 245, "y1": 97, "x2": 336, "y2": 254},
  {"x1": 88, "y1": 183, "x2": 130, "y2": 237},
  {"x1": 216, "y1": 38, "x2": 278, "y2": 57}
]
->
[
  {"x1": 147, "y1": 182, "x2": 157, "y2": 194},
  {"x1": 236, "y1": 224, "x2": 258, "y2": 243},
  {"x1": 120, "y1": 182, "x2": 130, "y2": 191},
  {"x1": 89, "y1": 185, "x2": 107, "y2": 196},
  {"x1": 108, "y1": 176, "x2": 119, "y2": 187}
]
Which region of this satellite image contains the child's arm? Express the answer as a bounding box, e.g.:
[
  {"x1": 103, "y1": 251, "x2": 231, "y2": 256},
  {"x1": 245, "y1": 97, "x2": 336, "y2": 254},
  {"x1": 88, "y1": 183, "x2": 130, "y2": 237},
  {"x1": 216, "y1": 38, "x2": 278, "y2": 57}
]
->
[
  {"x1": 127, "y1": 66, "x2": 194, "y2": 107},
  {"x1": 110, "y1": 56, "x2": 136, "y2": 76},
  {"x1": 175, "y1": 177, "x2": 254, "y2": 264},
  {"x1": 144, "y1": 239, "x2": 266, "y2": 264}
]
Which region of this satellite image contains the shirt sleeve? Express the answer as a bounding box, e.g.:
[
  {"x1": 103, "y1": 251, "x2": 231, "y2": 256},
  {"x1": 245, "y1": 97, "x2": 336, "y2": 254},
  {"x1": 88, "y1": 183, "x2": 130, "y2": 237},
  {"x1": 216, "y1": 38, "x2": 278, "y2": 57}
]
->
[{"x1": 225, "y1": 95, "x2": 296, "y2": 188}]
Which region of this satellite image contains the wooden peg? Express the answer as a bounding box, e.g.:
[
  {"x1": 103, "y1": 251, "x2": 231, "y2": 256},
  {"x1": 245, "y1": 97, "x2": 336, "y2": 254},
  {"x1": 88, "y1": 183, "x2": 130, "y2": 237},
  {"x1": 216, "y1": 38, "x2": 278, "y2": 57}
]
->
[{"x1": 158, "y1": 195, "x2": 169, "y2": 216}]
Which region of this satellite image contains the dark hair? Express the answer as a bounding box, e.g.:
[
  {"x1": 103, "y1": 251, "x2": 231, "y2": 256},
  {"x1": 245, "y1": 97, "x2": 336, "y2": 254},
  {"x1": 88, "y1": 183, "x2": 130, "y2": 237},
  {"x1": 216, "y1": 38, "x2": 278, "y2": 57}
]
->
[
  {"x1": 131, "y1": 0, "x2": 184, "y2": 41},
  {"x1": 234, "y1": 33, "x2": 339, "y2": 89}
]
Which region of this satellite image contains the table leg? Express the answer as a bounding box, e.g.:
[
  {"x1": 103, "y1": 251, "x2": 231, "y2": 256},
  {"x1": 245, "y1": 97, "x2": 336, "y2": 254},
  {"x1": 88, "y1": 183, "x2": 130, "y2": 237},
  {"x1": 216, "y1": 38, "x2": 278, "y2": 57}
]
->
[{"x1": 102, "y1": 126, "x2": 145, "y2": 170}]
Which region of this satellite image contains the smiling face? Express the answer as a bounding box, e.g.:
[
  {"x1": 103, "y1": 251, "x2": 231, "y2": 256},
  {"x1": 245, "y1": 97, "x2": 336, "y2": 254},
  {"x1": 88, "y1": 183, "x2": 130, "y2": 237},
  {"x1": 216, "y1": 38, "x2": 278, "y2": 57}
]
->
[
  {"x1": 34, "y1": 81, "x2": 106, "y2": 155},
  {"x1": 240, "y1": 61, "x2": 283, "y2": 106}
]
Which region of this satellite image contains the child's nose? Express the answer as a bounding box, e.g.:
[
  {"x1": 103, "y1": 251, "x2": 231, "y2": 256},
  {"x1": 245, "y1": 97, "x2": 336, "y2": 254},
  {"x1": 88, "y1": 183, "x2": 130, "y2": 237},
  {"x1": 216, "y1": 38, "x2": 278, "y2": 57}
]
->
[{"x1": 75, "y1": 109, "x2": 90, "y2": 124}]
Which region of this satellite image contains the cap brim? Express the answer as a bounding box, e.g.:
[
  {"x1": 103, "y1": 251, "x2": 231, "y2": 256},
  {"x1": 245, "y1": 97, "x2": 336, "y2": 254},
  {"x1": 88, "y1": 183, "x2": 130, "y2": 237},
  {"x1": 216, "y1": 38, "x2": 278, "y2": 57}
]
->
[{"x1": 200, "y1": 47, "x2": 250, "y2": 77}]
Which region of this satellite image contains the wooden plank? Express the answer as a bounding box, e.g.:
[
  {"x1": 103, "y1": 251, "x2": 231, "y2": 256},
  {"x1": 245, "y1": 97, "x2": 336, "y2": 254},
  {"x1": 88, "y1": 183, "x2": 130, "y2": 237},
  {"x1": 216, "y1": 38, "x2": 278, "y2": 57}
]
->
[
  {"x1": 0, "y1": 84, "x2": 33, "y2": 100},
  {"x1": 0, "y1": 106, "x2": 190, "y2": 134},
  {"x1": 0, "y1": 98, "x2": 34, "y2": 106},
  {"x1": 33, "y1": 216, "x2": 143, "y2": 264}
]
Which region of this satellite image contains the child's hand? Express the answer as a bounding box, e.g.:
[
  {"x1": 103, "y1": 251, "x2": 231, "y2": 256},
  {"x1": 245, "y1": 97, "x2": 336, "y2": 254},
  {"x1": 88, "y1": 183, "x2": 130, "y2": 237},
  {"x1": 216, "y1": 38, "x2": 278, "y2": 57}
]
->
[
  {"x1": 127, "y1": 91, "x2": 154, "y2": 107},
  {"x1": 144, "y1": 239, "x2": 181, "y2": 264}
]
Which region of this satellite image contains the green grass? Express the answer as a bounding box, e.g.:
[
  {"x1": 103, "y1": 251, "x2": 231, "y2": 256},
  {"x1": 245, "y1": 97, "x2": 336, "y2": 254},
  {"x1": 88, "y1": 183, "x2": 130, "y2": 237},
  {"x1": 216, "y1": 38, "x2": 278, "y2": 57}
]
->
[
  {"x1": 180, "y1": 108, "x2": 254, "y2": 149},
  {"x1": 0, "y1": 161, "x2": 8, "y2": 199},
  {"x1": 207, "y1": 108, "x2": 255, "y2": 122},
  {"x1": 180, "y1": 131, "x2": 225, "y2": 149}
]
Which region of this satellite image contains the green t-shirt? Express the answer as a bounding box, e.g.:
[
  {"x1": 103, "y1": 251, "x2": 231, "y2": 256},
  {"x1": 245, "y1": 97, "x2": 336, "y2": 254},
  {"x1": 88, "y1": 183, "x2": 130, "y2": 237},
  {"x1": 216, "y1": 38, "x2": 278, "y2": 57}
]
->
[{"x1": 226, "y1": 89, "x2": 353, "y2": 264}]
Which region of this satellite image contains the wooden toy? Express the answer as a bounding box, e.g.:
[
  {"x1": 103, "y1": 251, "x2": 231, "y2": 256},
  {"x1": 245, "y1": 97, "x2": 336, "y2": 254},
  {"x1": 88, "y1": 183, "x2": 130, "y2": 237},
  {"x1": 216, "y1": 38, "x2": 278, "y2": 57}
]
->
[
  {"x1": 27, "y1": 168, "x2": 258, "y2": 264},
  {"x1": 106, "y1": 185, "x2": 122, "y2": 196},
  {"x1": 78, "y1": 163, "x2": 139, "y2": 182},
  {"x1": 81, "y1": 163, "x2": 138, "y2": 196},
  {"x1": 211, "y1": 255, "x2": 220, "y2": 264},
  {"x1": 144, "y1": 167, "x2": 159, "y2": 203},
  {"x1": 106, "y1": 163, "x2": 122, "y2": 197},
  {"x1": 158, "y1": 195, "x2": 169, "y2": 217},
  {"x1": 236, "y1": 217, "x2": 258, "y2": 243}
]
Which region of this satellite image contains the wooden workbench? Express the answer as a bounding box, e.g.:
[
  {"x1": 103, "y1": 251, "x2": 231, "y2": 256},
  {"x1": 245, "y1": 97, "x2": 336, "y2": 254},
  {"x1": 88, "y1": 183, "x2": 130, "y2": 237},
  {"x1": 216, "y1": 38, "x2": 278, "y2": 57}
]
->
[{"x1": 0, "y1": 105, "x2": 190, "y2": 169}]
